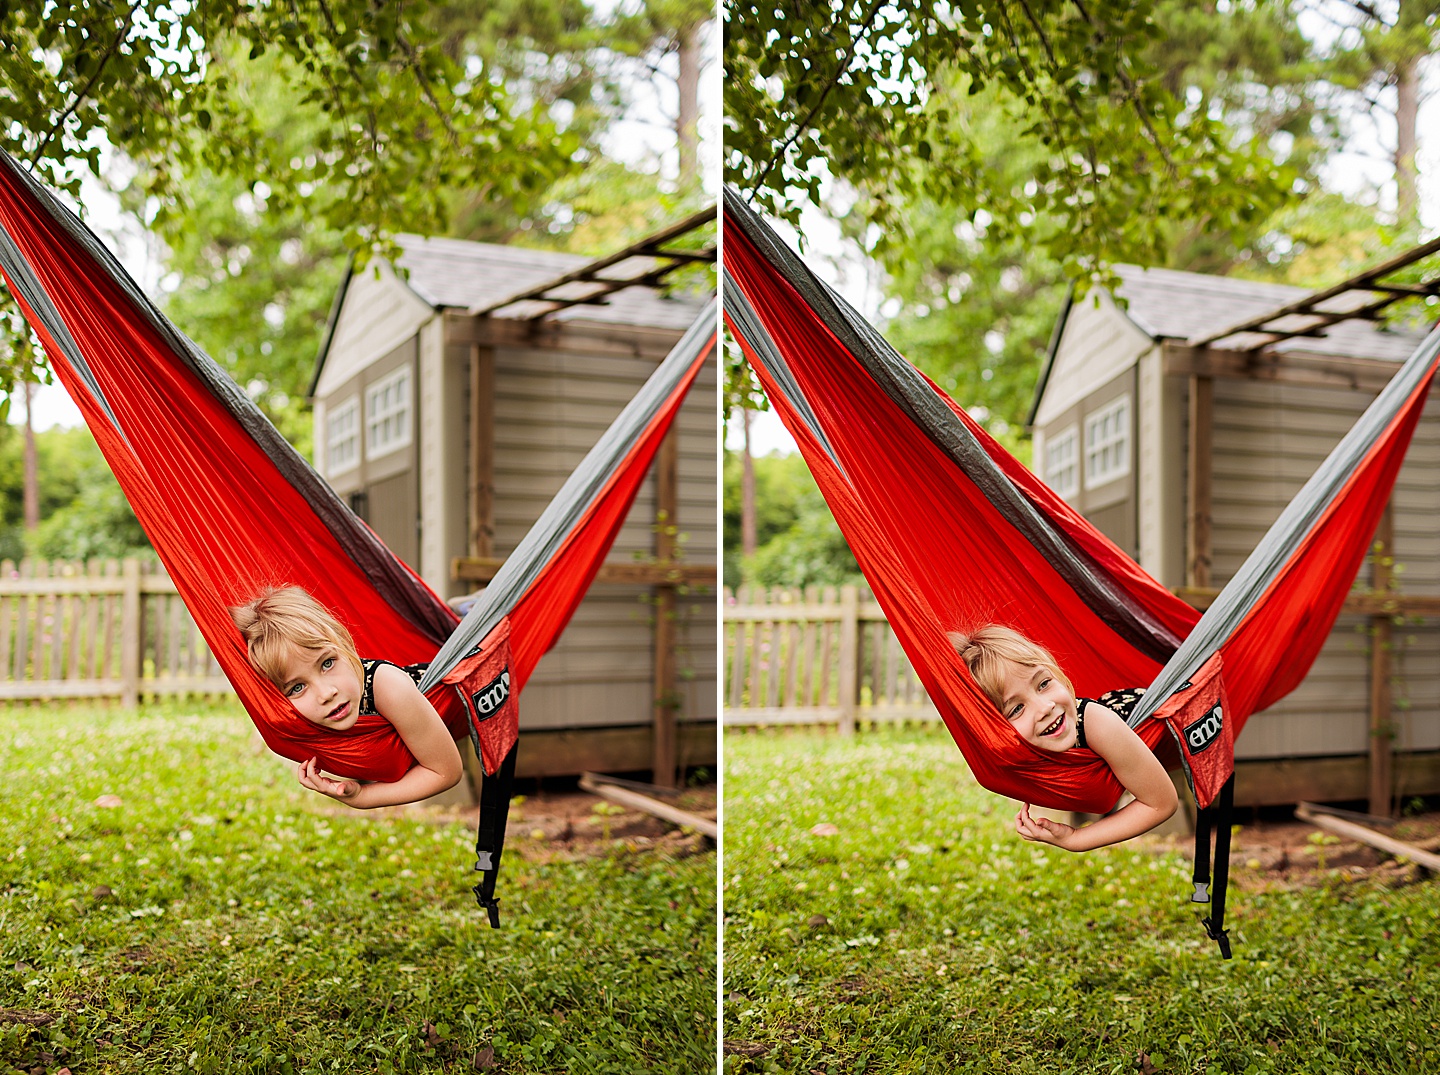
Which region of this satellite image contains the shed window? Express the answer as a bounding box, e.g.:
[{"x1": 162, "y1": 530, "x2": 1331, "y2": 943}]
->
[
  {"x1": 1044, "y1": 426, "x2": 1079, "y2": 498},
  {"x1": 366, "y1": 366, "x2": 412, "y2": 457},
  {"x1": 1084, "y1": 396, "x2": 1130, "y2": 488},
  {"x1": 327, "y1": 397, "x2": 359, "y2": 475}
]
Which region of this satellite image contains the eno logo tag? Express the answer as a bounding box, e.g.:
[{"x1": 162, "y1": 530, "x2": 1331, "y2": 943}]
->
[
  {"x1": 1184, "y1": 704, "x2": 1223, "y2": 754},
  {"x1": 471, "y1": 669, "x2": 511, "y2": 721}
]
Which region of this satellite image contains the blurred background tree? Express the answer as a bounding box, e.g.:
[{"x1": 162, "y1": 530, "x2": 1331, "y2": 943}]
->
[
  {"x1": 0, "y1": 0, "x2": 716, "y2": 560},
  {"x1": 0, "y1": 422, "x2": 148, "y2": 562},
  {"x1": 722, "y1": 449, "x2": 860, "y2": 592},
  {"x1": 724, "y1": 0, "x2": 1438, "y2": 589}
]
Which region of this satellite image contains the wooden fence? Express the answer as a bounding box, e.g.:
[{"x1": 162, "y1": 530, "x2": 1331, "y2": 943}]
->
[
  {"x1": 0, "y1": 559, "x2": 230, "y2": 704},
  {"x1": 724, "y1": 585, "x2": 938, "y2": 729}
]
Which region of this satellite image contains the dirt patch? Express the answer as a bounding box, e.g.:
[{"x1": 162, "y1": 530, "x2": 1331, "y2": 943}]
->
[
  {"x1": 365, "y1": 781, "x2": 717, "y2": 860},
  {"x1": 502, "y1": 782, "x2": 717, "y2": 859},
  {"x1": 1147, "y1": 808, "x2": 1440, "y2": 890}
]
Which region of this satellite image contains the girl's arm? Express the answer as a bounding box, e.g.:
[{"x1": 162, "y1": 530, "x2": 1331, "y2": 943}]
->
[
  {"x1": 297, "y1": 664, "x2": 465, "y2": 809},
  {"x1": 1014, "y1": 702, "x2": 1178, "y2": 852}
]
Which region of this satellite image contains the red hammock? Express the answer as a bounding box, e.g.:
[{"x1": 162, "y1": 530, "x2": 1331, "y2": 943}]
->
[
  {"x1": 723, "y1": 187, "x2": 1439, "y2": 815},
  {"x1": 0, "y1": 147, "x2": 713, "y2": 784}
]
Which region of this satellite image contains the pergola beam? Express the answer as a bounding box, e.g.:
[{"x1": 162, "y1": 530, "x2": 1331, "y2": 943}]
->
[
  {"x1": 469, "y1": 206, "x2": 717, "y2": 319},
  {"x1": 1186, "y1": 234, "x2": 1440, "y2": 350}
]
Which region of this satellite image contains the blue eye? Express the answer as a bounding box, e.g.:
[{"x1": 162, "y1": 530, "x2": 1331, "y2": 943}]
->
[
  {"x1": 287, "y1": 682, "x2": 304, "y2": 696},
  {"x1": 322, "y1": 657, "x2": 335, "y2": 671}
]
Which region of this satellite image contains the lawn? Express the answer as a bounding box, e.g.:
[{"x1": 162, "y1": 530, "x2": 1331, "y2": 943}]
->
[
  {"x1": 723, "y1": 727, "x2": 1440, "y2": 1075},
  {"x1": 0, "y1": 700, "x2": 716, "y2": 1075}
]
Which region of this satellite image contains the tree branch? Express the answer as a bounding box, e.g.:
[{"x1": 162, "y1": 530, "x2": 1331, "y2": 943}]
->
[
  {"x1": 30, "y1": 6, "x2": 136, "y2": 171},
  {"x1": 1014, "y1": 0, "x2": 1061, "y2": 72},
  {"x1": 1335, "y1": 0, "x2": 1393, "y2": 27},
  {"x1": 749, "y1": 0, "x2": 890, "y2": 199},
  {"x1": 312, "y1": 0, "x2": 381, "y2": 153},
  {"x1": 1069, "y1": 0, "x2": 1175, "y2": 175},
  {"x1": 393, "y1": 32, "x2": 463, "y2": 148},
  {"x1": 997, "y1": 0, "x2": 1074, "y2": 161}
]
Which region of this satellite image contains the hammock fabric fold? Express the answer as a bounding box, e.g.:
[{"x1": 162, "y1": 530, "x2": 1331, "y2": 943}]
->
[
  {"x1": 723, "y1": 187, "x2": 1440, "y2": 813},
  {"x1": 0, "y1": 146, "x2": 714, "y2": 785}
]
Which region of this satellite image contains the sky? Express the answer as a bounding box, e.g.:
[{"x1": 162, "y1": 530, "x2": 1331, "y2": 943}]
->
[{"x1": 10, "y1": 12, "x2": 720, "y2": 434}]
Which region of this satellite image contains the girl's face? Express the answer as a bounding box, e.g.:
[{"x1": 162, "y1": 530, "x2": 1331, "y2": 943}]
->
[
  {"x1": 275, "y1": 645, "x2": 362, "y2": 731},
  {"x1": 996, "y1": 659, "x2": 1079, "y2": 753}
]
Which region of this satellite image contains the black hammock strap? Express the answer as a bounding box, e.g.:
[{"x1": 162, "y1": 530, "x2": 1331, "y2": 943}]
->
[
  {"x1": 469, "y1": 733, "x2": 518, "y2": 929},
  {"x1": 1190, "y1": 774, "x2": 1235, "y2": 959}
]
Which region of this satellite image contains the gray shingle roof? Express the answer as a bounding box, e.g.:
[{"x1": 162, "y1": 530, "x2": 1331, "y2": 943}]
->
[
  {"x1": 1115, "y1": 264, "x2": 1427, "y2": 362},
  {"x1": 395, "y1": 234, "x2": 705, "y2": 330}
]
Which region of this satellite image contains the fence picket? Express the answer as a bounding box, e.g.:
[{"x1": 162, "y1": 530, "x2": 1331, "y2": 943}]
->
[
  {"x1": 0, "y1": 557, "x2": 231, "y2": 701},
  {"x1": 0, "y1": 560, "x2": 11, "y2": 678},
  {"x1": 724, "y1": 583, "x2": 937, "y2": 728},
  {"x1": 99, "y1": 559, "x2": 118, "y2": 681},
  {"x1": 29, "y1": 561, "x2": 44, "y2": 683},
  {"x1": 66, "y1": 571, "x2": 83, "y2": 682},
  {"x1": 83, "y1": 560, "x2": 101, "y2": 679}
]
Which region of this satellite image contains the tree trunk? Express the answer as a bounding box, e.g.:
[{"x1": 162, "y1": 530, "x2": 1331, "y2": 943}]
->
[
  {"x1": 22, "y1": 381, "x2": 38, "y2": 532},
  {"x1": 741, "y1": 408, "x2": 757, "y2": 559},
  {"x1": 675, "y1": 20, "x2": 703, "y2": 189},
  {"x1": 1391, "y1": 0, "x2": 1431, "y2": 229},
  {"x1": 1394, "y1": 50, "x2": 1419, "y2": 227}
]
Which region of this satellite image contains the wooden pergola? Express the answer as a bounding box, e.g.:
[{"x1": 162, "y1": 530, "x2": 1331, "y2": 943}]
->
[
  {"x1": 1164, "y1": 237, "x2": 1440, "y2": 815},
  {"x1": 451, "y1": 209, "x2": 717, "y2": 788}
]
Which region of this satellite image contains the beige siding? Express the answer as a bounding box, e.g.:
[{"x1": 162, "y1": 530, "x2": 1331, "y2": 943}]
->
[
  {"x1": 419, "y1": 319, "x2": 467, "y2": 595},
  {"x1": 489, "y1": 343, "x2": 717, "y2": 732},
  {"x1": 1035, "y1": 367, "x2": 1138, "y2": 560},
  {"x1": 676, "y1": 356, "x2": 718, "y2": 724},
  {"x1": 314, "y1": 263, "x2": 433, "y2": 398},
  {"x1": 1137, "y1": 347, "x2": 1185, "y2": 587},
  {"x1": 368, "y1": 471, "x2": 417, "y2": 566},
  {"x1": 1210, "y1": 380, "x2": 1440, "y2": 760},
  {"x1": 317, "y1": 338, "x2": 418, "y2": 567},
  {"x1": 1033, "y1": 291, "x2": 1150, "y2": 427}
]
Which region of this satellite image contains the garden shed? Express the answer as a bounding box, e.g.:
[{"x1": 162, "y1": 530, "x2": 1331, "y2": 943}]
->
[
  {"x1": 1030, "y1": 252, "x2": 1440, "y2": 813},
  {"x1": 309, "y1": 216, "x2": 717, "y2": 788}
]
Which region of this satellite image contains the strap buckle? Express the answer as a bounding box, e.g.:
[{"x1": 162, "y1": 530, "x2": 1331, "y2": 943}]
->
[
  {"x1": 1190, "y1": 881, "x2": 1210, "y2": 904},
  {"x1": 1202, "y1": 917, "x2": 1231, "y2": 959},
  {"x1": 473, "y1": 886, "x2": 501, "y2": 929}
]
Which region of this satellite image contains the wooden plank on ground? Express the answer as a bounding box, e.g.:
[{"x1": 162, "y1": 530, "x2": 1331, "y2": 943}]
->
[
  {"x1": 1295, "y1": 802, "x2": 1440, "y2": 871},
  {"x1": 579, "y1": 772, "x2": 716, "y2": 839}
]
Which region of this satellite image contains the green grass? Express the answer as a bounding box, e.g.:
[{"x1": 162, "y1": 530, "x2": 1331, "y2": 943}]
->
[
  {"x1": 723, "y1": 727, "x2": 1440, "y2": 1075},
  {"x1": 0, "y1": 700, "x2": 716, "y2": 1074}
]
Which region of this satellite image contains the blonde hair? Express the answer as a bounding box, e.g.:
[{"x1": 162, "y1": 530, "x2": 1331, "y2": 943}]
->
[
  {"x1": 948, "y1": 625, "x2": 1072, "y2": 710},
  {"x1": 229, "y1": 586, "x2": 363, "y2": 689}
]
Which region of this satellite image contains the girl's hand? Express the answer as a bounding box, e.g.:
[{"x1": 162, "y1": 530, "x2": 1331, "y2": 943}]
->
[
  {"x1": 297, "y1": 758, "x2": 359, "y2": 802},
  {"x1": 1015, "y1": 803, "x2": 1076, "y2": 850}
]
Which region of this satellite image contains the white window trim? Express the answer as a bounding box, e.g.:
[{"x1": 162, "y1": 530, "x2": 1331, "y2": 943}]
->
[
  {"x1": 365, "y1": 365, "x2": 412, "y2": 458},
  {"x1": 326, "y1": 395, "x2": 359, "y2": 476},
  {"x1": 1083, "y1": 394, "x2": 1131, "y2": 489},
  {"x1": 1044, "y1": 424, "x2": 1079, "y2": 499}
]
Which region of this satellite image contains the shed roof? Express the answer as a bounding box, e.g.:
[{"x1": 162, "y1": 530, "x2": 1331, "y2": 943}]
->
[
  {"x1": 1114, "y1": 265, "x2": 1427, "y2": 362},
  {"x1": 394, "y1": 234, "x2": 704, "y2": 330}
]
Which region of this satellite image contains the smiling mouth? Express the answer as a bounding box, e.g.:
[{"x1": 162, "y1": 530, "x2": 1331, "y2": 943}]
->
[{"x1": 1039, "y1": 712, "x2": 1065, "y2": 737}]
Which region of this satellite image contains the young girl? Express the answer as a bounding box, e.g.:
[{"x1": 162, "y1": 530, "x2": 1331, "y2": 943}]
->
[
  {"x1": 951, "y1": 625, "x2": 1178, "y2": 851},
  {"x1": 229, "y1": 586, "x2": 464, "y2": 809}
]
